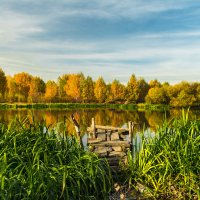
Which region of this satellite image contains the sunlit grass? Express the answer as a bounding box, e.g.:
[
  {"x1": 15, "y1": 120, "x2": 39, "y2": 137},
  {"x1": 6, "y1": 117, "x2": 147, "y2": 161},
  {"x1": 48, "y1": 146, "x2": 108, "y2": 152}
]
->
[
  {"x1": 0, "y1": 118, "x2": 112, "y2": 199},
  {"x1": 127, "y1": 110, "x2": 200, "y2": 199}
]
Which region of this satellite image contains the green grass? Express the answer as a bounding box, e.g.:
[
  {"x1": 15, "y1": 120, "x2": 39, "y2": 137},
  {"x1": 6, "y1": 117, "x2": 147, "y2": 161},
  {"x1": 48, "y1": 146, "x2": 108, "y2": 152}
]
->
[
  {"x1": 0, "y1": 118, "x2": 112, "y2": 199},
  {"x1": 0, "y1": 102, "x2": 138, "y2": 110},
  {"x1": 0, "y1": 102, "x2": 170, "y2": 111},
  {"x1": 137, "y1": 103, "x2": 169, "y2": 111},
  {"x1": 127, "y1": 110, "x2": 200, "y2": 199}
]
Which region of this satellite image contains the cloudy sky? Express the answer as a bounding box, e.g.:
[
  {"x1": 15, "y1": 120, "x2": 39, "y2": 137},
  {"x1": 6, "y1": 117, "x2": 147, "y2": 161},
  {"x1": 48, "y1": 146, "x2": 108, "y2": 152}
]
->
[{"x1": 1, "y1": 0, "x2": 200, "y2": 84}]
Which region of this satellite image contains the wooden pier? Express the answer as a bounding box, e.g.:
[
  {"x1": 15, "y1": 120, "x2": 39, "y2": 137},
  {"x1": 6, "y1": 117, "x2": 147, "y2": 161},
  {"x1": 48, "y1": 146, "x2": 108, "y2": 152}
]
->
[{"x1": 87, "y1": 118, "x2": 134, "y2": 173}]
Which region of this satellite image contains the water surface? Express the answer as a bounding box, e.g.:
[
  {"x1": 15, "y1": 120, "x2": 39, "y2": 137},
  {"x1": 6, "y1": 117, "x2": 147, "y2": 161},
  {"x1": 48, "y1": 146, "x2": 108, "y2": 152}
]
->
[{"x1": 1, "y1": 108, "x2": 200, "y2": 147}]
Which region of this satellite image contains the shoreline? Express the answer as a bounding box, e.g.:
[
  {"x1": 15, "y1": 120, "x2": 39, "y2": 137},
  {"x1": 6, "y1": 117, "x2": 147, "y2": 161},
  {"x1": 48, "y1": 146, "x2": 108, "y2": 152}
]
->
[
  {"x1": 1, "y1": 102, "x2": 200, "y2": 111},
  {"x1": 0, "y1": 102, "x2": 170, "y2": 111}
]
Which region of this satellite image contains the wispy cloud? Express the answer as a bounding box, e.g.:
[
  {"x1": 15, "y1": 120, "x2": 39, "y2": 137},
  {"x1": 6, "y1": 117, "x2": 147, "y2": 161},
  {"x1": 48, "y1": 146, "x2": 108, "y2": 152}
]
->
[
  {"x1": 1, "y1": 0, "x2": 200, "y2": 83},
  {"x1": 0, "y1": 11, "x2": 44, "y2": 44}
]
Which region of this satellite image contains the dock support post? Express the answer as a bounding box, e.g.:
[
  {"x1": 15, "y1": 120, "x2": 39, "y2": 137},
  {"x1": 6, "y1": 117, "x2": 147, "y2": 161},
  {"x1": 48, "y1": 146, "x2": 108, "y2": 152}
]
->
[
  {"x1": 92, "y1": 118, "x2": 96, "y2": 138},
  {"x1": 70, "y1": 114, "x2": 83, "y2": 148},
  {"x1": 128, "y1": 121, "x2": 133, "y2": 143}
]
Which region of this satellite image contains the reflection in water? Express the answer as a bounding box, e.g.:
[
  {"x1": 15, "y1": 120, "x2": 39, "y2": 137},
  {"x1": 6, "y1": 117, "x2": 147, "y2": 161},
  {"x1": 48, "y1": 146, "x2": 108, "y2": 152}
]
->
[{"x1": 0, "y1": 108, "x2": 200, "y2": 139}]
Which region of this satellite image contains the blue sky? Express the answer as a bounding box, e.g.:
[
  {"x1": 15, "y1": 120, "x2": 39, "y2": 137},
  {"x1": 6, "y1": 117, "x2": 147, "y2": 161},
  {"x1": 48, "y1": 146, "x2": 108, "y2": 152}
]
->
[{"x1": 1, "y1": 0, "x2": 200, "y2": 84}]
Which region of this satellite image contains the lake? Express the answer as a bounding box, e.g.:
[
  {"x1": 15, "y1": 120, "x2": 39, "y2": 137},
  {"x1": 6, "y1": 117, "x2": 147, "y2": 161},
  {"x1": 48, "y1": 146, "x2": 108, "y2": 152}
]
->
[{"x1": 0, "y1": 108, "x2": 200, "y2": 147}]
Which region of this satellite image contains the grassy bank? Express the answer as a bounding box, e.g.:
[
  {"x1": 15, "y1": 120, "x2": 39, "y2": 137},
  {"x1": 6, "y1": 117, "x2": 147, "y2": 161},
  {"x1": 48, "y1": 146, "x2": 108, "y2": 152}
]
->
[
  {"x1": 0, "y1": 102, "x2": 169, "y2": 111},
  {"x1": 0, "y1": 119, "x2": 112, "y2": 199},
  {"x1": 127, "y1": 110, "x2": 200, "y2": 199}
]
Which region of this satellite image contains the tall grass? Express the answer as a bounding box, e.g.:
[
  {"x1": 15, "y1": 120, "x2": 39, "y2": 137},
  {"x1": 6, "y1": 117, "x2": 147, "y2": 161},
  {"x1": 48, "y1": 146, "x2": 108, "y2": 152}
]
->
[
  {"x1": 0, "y1": 118, "x2": 112, "y2": 199},
  {"x1": 127, "y1": 110, "x2": 200, "y2": 199}
]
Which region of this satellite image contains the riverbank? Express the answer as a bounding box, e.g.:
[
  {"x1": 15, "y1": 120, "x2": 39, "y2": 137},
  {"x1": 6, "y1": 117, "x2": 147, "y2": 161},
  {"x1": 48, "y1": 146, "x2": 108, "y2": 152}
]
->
[{"x1": 0, "y1": 102, "x2": 169, "y2": 111}]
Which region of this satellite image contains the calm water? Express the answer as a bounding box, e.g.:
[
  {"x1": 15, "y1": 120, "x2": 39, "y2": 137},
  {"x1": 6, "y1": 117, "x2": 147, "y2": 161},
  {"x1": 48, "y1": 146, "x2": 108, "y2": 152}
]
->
[{"x1": 1, "y1": 108, "x2": 200, "y2": 147}]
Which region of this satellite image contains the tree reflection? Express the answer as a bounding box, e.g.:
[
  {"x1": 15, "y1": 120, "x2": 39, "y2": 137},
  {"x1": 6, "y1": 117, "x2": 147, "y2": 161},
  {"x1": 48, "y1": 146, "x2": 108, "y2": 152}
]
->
[{"x1": 0, "y1": 108, "x2": 200, "y2": 138}]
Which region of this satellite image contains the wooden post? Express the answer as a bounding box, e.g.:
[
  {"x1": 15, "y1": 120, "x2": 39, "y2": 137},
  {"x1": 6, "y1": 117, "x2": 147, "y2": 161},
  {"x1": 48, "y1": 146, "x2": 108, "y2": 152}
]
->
[
  {"x1": 92, "y1": 118, "x2": 96, "y2": 138},
  {"x1": 106, "y1": 130, "x2": 111, "y2": 141},
  {"x1": 128, "y1": 121, "x2": 132, "y2": 143},
  {"x1": 71, "y1": 114, "x2": 80, "y2": 136},
  {"x1": 70, "y1": 114, "x2": 83, "y2": 148}
]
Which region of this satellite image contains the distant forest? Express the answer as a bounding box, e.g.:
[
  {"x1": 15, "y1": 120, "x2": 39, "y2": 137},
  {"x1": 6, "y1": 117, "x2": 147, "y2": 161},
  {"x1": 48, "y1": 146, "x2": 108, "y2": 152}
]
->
[{"x1": 0, "y1": 68, "x2": 200, "y2": 107}]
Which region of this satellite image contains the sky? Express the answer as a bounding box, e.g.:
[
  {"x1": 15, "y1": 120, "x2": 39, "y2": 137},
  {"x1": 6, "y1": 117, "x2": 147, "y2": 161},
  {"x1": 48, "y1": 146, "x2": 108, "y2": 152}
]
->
[{"x1": 1, "y1": 0, "x2": 200, "y2": 84}]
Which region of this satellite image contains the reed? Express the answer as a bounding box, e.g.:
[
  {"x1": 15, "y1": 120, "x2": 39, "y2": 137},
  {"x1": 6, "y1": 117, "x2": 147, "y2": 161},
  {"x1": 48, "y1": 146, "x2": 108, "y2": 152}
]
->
[
  {"x1": 127, "y1": 110, "x2": 200, "y2": 199},
  {"x1": 0, "y1": 118, "x2": 112, "y2": 199}
]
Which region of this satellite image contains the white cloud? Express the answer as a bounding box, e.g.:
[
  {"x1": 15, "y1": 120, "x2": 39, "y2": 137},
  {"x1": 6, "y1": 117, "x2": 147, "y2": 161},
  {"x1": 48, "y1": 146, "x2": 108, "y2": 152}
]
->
[
  {"x1": 0, "y1": 10, "x2": 44, "y2": 43},
  {"x1": 98, "y1": 0, "x2": 186, "y2": 19}
]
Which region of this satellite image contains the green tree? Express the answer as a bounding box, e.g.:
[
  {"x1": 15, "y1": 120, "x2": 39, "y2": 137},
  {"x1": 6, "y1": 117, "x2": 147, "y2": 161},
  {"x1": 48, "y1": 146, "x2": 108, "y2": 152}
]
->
[
  {"x1": 5, "y1": 76, "x2": 17, "y2": 102},
  {"x1": 145, "y1": 87, "x2": 168, "y2": 104},
  {"x1": 105, "y1": 83, "x2": 112, "y2": 102},
  {"x1": 0, "y1": 68, "x2": 7, "y2": 100},
  {"x1": 28, "y1": 77, "x2": 45, "y2": 102},
  {"x1": 57, "y1": 74, "x2": 69, "y2": 101},
  {"x1": 195, "y1": 83, "x2": 200, "y2": 104},
  {"x1": 168, "y1": 81, "x2": 197, "y2": 107},
  {"x1": 176, "y1": 90, "x2": 196, "y2": 107},
  {"x1": 137, "y1": 78, "x2": 149, "y2": 103},
  {"x1": 81, "y1": 76, "x2": 94, "y2": 103}
]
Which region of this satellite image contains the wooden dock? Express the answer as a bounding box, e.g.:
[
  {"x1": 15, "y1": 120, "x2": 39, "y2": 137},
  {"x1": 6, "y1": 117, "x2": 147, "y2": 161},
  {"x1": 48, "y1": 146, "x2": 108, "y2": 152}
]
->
[{"x1": 87, "y1": 118, "x2": 134, "y2": 174}]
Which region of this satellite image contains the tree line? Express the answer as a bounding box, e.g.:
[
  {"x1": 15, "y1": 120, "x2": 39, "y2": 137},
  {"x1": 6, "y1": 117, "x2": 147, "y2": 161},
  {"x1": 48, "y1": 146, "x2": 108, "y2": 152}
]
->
[{"x1": 0, "y1": 68, "x2": 200, "y2": 107}]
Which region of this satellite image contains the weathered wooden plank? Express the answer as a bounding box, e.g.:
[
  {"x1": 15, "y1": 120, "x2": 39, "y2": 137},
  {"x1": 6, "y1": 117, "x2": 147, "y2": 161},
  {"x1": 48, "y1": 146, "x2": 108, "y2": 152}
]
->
[
  {"x1": 87, "y1": 125, "x2": 128, "y2": 132},
  {"x1": 108, "y1": 151, "x2": 126, "y2": 157},
  {"x1": 112, "y1": 146, "x2": 122, "y2": 152},
  {"x1": 94, "y1": 148, "x2": 107, "y2": 154},
  {"x1": 96, "y1": 125, "x2": 128, "y2": 131},
  {"x1": 89, "y1": 141, "x2": 130, "y2": 147},
  {"x1": 88, "y1": 138, "x2": 103, "y2": 143},
  {"x1": 94, "y1": 146, "x2": 112, "y2": 152},
  {"x1": 110, "y1": 132, "x2": 119, "y2": 140},
  {"x1": 97, "y1": 132, "x2": 106, "y2": 140}
]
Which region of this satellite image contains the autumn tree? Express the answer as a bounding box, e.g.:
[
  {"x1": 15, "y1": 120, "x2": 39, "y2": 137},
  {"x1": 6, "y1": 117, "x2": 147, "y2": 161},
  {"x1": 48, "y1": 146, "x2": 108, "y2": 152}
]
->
[
  {"x1": 13, "y1": 72, "x2": 33, "y2": 102},
  {"x1": 149, "y1": 79, "x2": 161, "y2": 88},
  {"x1": 162, "y1": 82, "x2": 170, "y2": 87},
  {"x1": 28, "y1": 77, "x2": 45, "y2": 102},
  {"x1": 94, "y1": 77, "x2": 107, "y2": 103},
  {"x1": 0, "y1": 68, "x2": 7, "y2": 100},
  {"x1": 110, "y1": 79, "x2": 125, "y2": 102},
  {"x1": 81, "y1": 76, "x2": 94, "y2": 103},
  {"x1": 45, "y1": 81, "x2": 58, "y2": 102},
  {"x1": 126, "y1": 74, "x2": 139, "y2": 103},
  {"x1": 64, "y1": 73, "x2": 85, "y2": 102}
]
